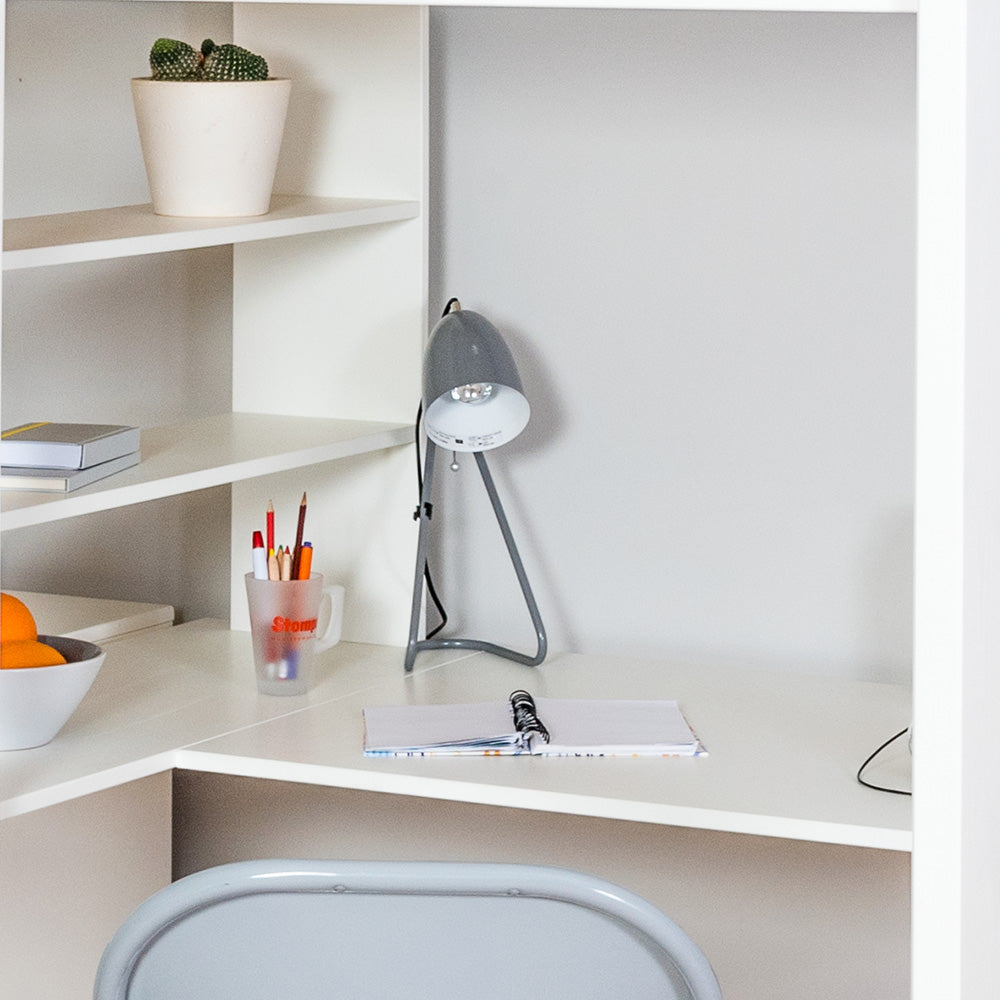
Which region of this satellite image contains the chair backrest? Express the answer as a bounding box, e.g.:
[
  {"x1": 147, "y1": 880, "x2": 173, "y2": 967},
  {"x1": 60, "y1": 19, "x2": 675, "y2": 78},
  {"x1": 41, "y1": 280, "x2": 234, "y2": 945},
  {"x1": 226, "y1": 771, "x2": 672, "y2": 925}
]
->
[{"x1": 94, "y1": 859, "x2": 723, "y2": 1000}]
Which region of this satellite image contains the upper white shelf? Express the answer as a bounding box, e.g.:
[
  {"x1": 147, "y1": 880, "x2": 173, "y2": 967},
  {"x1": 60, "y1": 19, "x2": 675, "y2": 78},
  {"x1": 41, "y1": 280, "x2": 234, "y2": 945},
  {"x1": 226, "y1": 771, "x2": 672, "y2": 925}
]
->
[
  {"x1": 2, "y1": 196, "x2": 420, "y2": 271},
  {"x1": 0, "y1": 412, "x2": 412, "y2": 531}
]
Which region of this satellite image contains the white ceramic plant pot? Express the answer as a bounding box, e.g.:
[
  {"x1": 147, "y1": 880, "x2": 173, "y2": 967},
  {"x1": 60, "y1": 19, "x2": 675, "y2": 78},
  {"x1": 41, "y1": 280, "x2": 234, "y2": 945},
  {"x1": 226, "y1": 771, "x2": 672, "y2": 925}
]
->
[{"x1": 131, "y1": 77, "x2": 291, "y2": 218}]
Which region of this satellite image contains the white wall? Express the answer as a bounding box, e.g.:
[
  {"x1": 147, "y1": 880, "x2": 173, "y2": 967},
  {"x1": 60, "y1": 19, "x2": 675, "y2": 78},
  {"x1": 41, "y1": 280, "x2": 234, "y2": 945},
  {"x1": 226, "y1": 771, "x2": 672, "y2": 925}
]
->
[{"x1": 428, "y1": 9, "x2": 916, "y2": 683}]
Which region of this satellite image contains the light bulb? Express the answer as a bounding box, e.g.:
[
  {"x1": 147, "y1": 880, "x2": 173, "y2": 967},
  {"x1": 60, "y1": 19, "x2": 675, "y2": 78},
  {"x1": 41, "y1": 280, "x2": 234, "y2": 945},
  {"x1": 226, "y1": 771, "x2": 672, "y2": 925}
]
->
[
  {"x1": 425, "y1": 383, "x2": 530, "y2": 452},
  {"x1": 451, "y1": 382, "x2": 494, "y2": 404}
]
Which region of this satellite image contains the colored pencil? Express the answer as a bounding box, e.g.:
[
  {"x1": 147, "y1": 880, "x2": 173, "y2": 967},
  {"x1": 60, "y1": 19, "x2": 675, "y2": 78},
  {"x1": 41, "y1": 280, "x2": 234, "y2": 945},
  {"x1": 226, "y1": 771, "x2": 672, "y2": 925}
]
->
[{"x1": 291, "y1": 492, "x2": 307, "y2": 578}]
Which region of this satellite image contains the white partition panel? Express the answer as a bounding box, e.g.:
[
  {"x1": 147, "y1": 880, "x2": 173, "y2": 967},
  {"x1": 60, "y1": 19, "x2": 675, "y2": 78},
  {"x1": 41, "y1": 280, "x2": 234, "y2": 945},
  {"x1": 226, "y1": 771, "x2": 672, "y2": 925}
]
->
[
  {"x1": 230, "y1": 4, "x2": 427, "y2": 640},
  {"x1": 913, "y1": 1, "x2": 1000, "y2": 998}
]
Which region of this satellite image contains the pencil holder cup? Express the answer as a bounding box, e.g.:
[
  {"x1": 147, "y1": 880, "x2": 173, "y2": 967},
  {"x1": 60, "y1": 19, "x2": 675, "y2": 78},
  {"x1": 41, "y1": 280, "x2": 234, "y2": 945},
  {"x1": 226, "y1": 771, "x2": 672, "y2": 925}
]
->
[{"x1": 244, "y1": 573, "x2": 343, "y2": 696}]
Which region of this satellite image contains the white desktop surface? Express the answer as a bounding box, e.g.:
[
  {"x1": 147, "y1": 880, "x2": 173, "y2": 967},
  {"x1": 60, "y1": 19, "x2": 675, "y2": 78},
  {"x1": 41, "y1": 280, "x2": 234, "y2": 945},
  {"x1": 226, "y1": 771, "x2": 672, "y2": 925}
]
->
[{"x1": 0, "y1": 620, "x2": 911, "y2": 850}]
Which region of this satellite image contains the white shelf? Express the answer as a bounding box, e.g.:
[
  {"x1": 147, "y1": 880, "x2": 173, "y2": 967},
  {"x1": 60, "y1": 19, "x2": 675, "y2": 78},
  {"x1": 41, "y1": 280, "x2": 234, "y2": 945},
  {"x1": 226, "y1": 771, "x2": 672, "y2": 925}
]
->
[
  {"x1": 0, "y1": 621, "x2": 912, "y2": 850},
  {"x1": 2, "y1": 196, "x2": 421, "y2": 271},
  {"x1": 0, "y1": 412, "x2": 412, "y2": 531}
]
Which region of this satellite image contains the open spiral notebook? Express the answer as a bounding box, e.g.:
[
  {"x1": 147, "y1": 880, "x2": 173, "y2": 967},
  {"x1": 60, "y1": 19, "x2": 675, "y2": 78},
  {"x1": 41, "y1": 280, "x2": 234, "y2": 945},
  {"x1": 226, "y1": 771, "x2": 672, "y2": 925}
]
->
[{"x1": 363, "y1": 689, "x2": 706, "y2": 757}]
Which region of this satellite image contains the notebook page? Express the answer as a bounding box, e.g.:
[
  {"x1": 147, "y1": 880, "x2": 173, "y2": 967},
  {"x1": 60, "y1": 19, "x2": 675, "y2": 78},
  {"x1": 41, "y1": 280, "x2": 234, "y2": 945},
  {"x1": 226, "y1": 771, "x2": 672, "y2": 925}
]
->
[
  {"x1": 363, "y1": 700, "x2": 518, "y2": 754},
  {"x1": 533, "y1": 698, "x2": 702, "y2": 756}
]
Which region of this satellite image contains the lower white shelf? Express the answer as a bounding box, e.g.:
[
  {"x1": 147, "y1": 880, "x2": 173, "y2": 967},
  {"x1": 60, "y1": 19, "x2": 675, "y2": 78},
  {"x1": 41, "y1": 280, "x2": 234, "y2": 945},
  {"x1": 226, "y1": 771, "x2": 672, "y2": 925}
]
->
[
  {"x1": 0, "y1": 412, "x2": 412, "y2": 531},
  {"x1": 0, "y1": 619, "x2": 912, "y2": 851}
]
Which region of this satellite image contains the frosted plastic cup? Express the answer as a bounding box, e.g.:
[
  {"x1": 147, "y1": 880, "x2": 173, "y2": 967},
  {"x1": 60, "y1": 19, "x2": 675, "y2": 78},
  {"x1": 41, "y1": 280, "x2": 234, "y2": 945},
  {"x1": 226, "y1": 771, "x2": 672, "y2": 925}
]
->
[{"x1": 244, "y1": 573, "x2": 344, "y2": 695}]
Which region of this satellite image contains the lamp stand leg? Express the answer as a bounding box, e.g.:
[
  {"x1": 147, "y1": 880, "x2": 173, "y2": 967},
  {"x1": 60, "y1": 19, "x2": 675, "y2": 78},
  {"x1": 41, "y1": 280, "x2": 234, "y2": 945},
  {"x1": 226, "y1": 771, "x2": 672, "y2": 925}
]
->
[
  {"x1": 404, "y1": 445, "x2": 547, "y2": 672},
  {"x1": 405, "y1": 443, "x2": 437, "y2": 671}
]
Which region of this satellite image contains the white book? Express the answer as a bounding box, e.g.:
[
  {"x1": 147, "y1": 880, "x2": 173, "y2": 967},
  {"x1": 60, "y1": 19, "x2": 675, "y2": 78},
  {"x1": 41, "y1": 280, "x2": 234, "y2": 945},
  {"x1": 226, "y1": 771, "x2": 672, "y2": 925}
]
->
[
  {"x1": 363, "y1": 689, "x2": 706, "y2": 757},
  {"x1": 0, "y1": 421, "x2": 140, "y2": 469},
  {"x1": 0, "y1": 451, "x2": 141, "y2": 492}
]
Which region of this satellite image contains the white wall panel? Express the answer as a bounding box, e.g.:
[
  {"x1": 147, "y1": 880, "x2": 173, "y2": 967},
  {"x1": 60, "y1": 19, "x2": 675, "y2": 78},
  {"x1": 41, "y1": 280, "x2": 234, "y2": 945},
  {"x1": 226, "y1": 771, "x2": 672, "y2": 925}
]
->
[{"x1": 429, "y1": 9, "x2": 916, "y2": 683}]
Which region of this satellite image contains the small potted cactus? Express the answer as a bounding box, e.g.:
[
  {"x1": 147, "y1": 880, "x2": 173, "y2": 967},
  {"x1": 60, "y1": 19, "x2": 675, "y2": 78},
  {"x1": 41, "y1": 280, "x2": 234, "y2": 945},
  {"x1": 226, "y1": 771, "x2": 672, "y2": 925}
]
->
[{"x1": 132, "y1": 38, "x2": 291, "y2": 218}]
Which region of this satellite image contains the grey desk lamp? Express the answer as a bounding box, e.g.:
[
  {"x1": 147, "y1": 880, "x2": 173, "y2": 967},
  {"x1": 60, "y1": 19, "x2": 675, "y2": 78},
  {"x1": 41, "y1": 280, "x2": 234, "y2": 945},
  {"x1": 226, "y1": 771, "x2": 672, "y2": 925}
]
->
[{"x1": 405, "y1": 301, "x2": 547, "y2": 672}]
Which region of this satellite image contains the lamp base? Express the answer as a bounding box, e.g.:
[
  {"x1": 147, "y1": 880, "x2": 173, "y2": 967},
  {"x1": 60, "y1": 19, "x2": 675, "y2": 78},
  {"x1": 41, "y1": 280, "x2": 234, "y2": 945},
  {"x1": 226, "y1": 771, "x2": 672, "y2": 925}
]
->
[{"x1": 405, "y1": 446, "x2": 546, "y2": 672}]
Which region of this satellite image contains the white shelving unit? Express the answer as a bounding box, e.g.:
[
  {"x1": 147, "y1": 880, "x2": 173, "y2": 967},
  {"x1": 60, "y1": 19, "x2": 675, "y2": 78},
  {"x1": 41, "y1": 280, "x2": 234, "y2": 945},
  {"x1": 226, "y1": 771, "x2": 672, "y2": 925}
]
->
[
  {"x1": 1, "y1": 0, "x2": 428, "y2": 641},
  {"x1": 1, "y1": 1, "x2": 997, "y2": 999}
]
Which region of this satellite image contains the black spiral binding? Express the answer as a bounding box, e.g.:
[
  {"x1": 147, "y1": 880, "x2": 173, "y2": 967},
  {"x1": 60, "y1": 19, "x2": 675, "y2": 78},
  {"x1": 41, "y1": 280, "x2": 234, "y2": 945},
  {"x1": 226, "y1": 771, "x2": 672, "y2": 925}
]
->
[{"x1": 509, "y1": 689, "x2": 550, "y2": 745}]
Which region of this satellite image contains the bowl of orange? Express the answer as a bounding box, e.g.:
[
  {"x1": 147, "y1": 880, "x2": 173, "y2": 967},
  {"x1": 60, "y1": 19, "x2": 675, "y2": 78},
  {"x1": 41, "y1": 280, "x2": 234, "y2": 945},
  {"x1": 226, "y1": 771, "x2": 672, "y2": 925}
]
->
[{"x1": 0, "y1": 593, "x2": 105, "y2": 750}]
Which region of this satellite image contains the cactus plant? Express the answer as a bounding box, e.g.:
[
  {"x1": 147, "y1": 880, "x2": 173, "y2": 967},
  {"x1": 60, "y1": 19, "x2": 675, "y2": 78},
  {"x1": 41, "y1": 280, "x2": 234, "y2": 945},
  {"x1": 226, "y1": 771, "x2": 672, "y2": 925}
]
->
[
  {"x1": 201, "y1": 40, "x2": 268, "y2": 81},
  {"x1": 134, "y1": 35, "x2": 288, "y2": 215},
  {"x1": 148, "y1": 38, "x2": 202, "y2": 80},
  {"x1": 148, "y1": 38, "x2": 269, "y2": 82}
]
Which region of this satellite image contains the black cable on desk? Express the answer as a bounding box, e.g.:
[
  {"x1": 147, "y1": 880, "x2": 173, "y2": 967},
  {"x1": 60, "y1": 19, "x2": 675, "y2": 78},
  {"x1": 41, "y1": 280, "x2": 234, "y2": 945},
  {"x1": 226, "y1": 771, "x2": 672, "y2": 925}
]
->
[{"x1": 856, "y1": 728, "x2": 912, "y2": 796}]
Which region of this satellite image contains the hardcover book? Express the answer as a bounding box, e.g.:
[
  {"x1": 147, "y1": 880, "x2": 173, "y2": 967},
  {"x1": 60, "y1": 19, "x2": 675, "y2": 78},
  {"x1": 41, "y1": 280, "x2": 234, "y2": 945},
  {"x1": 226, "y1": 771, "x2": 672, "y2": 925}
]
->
[
  {"x1": 0, "y1": 451, "x2": 141, "y2": 493},
  {"x1": 0, "y1": 422, "x2": 140, "y2": 470}
]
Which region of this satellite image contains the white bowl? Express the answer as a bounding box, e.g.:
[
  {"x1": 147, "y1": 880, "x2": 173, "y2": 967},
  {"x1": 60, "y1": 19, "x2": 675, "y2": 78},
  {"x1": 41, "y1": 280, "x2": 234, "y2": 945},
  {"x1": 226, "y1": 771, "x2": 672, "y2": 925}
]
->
[{"x1": 0, "y1": 635, "x2": 105, "y2": 750}]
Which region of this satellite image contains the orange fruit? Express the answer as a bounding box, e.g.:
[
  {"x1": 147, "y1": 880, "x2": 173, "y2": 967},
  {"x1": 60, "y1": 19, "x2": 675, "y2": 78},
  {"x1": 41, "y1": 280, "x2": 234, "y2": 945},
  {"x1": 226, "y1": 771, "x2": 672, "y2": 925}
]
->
[
  {"x1": 1, "y1": 592, "x2": 37, "y2": 643},
  {"x1": 1, "y1": 638, "x2": 66, "y2": 669}
]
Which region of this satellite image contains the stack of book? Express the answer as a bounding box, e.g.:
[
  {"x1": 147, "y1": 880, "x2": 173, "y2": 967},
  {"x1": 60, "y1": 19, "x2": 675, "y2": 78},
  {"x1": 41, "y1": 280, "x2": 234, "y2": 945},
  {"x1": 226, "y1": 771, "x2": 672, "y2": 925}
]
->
[{"x1": 0, "y1": 422, "x2": 141, "y2": 493}]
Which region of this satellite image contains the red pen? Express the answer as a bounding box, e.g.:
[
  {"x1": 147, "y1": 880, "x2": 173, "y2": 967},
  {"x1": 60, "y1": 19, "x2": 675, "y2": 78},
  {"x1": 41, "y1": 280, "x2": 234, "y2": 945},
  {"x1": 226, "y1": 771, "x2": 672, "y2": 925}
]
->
[
  {"x1": 252, "y1": 531, "x2": 268, "y2": 580},
  {"x1": 266, "y1": 500, "x2": 275, "y2": 555}
]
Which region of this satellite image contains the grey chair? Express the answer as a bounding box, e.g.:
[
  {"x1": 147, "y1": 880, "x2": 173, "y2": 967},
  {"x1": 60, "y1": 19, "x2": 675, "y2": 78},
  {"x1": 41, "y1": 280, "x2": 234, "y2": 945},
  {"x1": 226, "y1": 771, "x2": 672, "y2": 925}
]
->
[{"x1": 94, "y1": 859, "x2": 723, "y2": 1000}]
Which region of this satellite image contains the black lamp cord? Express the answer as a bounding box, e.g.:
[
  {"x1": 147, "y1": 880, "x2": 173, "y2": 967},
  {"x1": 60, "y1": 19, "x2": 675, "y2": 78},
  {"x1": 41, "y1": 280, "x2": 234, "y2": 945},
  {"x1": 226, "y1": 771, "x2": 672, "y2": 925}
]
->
[
  {"x1": 410, "y1": 297, "x2": 462, "y2": 640},
  {"x1": 413, "y1": 401, "x2": 448, "y2": 640},
  {"x1": 856, "y1": 727, "x2": 912, "y2": 796}
]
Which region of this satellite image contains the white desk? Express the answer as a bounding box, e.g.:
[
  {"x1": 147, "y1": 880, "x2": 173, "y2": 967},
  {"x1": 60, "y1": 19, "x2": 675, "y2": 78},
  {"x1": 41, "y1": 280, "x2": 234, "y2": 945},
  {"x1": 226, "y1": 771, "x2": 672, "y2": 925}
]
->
[
  {"x1": 0, "y1": 619, "x2": 911, "y2": 845},
  {"x1": 0, "y1": 621, "x2": 912, "y2": 1000}
]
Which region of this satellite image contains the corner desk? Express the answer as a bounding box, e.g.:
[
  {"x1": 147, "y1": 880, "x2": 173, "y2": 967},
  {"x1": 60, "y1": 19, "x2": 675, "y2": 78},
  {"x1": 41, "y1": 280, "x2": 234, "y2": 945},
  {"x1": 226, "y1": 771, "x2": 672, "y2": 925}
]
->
[{"x1": 0, "y1": 620, "x2": 912, "y2": 1000}]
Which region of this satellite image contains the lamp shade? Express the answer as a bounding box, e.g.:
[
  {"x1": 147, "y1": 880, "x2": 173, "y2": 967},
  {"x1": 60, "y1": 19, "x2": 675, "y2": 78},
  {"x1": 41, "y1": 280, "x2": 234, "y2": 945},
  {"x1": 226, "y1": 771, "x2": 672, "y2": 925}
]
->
[{"x1": 423, "y1": 308, "x2": 530, "y2": 452}]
